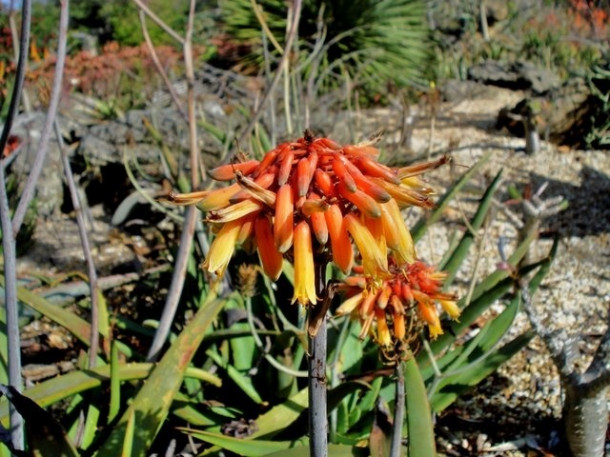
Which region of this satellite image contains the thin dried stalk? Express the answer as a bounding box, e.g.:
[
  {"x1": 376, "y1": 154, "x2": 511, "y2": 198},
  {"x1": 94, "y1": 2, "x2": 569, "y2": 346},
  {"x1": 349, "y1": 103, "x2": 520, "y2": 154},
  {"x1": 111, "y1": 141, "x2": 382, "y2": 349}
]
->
[
  {"x1": 131, "y1": 0, "x2": 185, "y2": 45},
  {"x1": 0, "y1": 0, "x2": 32, "y2": 449},
  {"x1": 55, "y1": 117, "x2": 100, "y2": 369},
  {"x1": 144, "y1": 0, "x2": 201, "y2": 361},
  {"x1": 138, "y1": 11, "x2": 187, "y2": 121},
  {"x1": 234, "y1": 0, "x2": 303, "y2": 154},
  {"x1": 12, "y1": 0, "x2": 68, "y2": 235}
]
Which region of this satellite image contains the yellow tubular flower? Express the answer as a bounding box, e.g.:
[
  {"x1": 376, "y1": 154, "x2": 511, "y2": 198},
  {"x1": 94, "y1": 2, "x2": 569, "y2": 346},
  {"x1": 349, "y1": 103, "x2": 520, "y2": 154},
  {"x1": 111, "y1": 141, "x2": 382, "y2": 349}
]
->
[
  {"x1": 198, "y1": 183, "x2": 241, "y2": 211},
  {"x1": 380, "y1": 199, "x2": 415, "y2": 263},
  {"x1": 438, "y1": 299, "x2": 461, "y2": 320},
  {"x1": 416, "y1": 298, "x2": 443, "y2": 338},
  {"x1": 202, "y1": 219, "x2": 242, "y2": 276},
  {"x1": 336, "y1": 291, "x2": 364, "y2": 316},
  {"x1": 207, "y1": 199, "x2": 263, "y2": 223},
  {"x1": 344, "y1": 214, "x2": 388, "y2": 276},
  {"x1": 292, "y1": 221, "x2": 317, "y2": 305},
  {"x1": 375, "y1": 307, "x2": 392, "y2": 347}
]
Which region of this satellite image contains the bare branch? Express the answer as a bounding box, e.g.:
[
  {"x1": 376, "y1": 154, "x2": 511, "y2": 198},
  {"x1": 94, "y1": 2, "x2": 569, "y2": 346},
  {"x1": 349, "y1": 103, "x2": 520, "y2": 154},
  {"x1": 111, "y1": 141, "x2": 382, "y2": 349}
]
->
[
  {"x1": 234, "y1": 0, "x2": 303, "y2": 153},
  {"x1": 131, "y1": 0, "x2": 185, "y2": 45},
  {"x1": 146, "y1": 206, "x2": 198, "y2": 361},
  {"x1": 0, "y1": 0, "x2": 32, "y2": 448},
  {"x1": 184, "y1": 0, "x2": 200, "y2": 181},
  {"x1": 55, "y1": 118, "x2": 100, "y2": 368},
  {"x1": 0, "y1": 163, "x2": 23, "y2": 449},
  {"x1": 138, "y1": 11, "x2": 187, "y2": 121},
  {"x1": 12, "y1": 0, "x2": 69, "y2": 235},
  {"x1": 135, "y1": 0, "x2": 202, "y2": 362},
  {"x1": 520, "y1": 279, "x2": 577, "y2": 379},
  {"x1": 0, "y1": 0, "x2": 31, "y2": 156}
]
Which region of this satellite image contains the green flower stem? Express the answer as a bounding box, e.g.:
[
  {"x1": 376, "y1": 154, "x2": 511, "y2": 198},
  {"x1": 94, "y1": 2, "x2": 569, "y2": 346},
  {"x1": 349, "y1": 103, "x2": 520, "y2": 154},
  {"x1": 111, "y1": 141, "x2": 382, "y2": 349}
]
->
[{"x1": 308, "y1": 261, "x2": 328, "y2": 457}]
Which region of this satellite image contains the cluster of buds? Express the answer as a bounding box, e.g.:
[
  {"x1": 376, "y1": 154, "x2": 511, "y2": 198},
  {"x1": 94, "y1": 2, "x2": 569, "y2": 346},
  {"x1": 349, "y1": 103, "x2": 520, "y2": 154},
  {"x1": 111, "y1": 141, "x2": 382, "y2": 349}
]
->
[
  {"x1": 337, "y1": 260, "x2": 459, "y2": 348},
  {"x1": 167, "y1": 131, "x2": 457, "y2": 345}
]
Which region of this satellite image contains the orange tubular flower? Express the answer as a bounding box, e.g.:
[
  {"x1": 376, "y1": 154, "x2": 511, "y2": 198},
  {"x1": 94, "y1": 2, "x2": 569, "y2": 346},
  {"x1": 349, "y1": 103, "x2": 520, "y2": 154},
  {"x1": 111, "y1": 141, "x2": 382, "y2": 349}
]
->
[
  {"x1": 254, "y1": 216, "x2": 283, "y2": 281},
  {"x1": 164, "y1": 131, "x2": 448, "y2": 307},
  {"x1": 336, "y1": 259, "x2": 459, "y2": 347}
]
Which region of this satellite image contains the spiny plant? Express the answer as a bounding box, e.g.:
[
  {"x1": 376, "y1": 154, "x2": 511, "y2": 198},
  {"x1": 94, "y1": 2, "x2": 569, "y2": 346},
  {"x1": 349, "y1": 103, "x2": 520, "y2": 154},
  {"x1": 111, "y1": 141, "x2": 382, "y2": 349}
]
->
[{"x1": 217, "y1": 0, "x2": 432, "y2": 93}]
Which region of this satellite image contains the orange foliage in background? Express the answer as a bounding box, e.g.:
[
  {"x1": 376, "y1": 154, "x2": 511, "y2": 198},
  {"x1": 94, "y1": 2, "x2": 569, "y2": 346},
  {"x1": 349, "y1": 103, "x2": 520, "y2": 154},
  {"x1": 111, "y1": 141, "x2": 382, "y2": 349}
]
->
[
  {"x1": 570, "y1": 0, "x2": 609, "y2": 37},
  {"x1": 18, "y1": 42, "x2": 205, "y2": 108}
]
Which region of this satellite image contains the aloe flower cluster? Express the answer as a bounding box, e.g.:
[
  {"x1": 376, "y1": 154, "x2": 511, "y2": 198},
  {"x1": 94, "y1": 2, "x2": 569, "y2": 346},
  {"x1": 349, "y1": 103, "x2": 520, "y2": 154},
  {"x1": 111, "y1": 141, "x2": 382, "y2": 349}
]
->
[{"x1": 168, "y1": 132, "x2": 457, "y2": 345}]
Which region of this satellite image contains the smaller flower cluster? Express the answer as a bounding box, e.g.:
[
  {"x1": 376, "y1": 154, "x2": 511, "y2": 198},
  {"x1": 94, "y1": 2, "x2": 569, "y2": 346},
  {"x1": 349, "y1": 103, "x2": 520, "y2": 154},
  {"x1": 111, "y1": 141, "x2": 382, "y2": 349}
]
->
[{"x1": 337, "y1": 260, "x2": 459, "y2": 346}]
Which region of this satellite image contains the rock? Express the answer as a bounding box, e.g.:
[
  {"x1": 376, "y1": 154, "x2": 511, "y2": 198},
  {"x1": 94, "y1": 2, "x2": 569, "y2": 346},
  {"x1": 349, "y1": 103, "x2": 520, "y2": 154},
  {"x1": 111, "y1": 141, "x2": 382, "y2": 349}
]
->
[
  {"x1": 8, "y1": 111, "x2": 64, "y2": 217},
  {"x1": 469, "y1": 60, "x2": 561, "y2": 94},
  {"x1": 485, "y1": 0, "x2": 509, "y2": 25},
  {"x1": 496, "y1": 77, "x2": 602, "y2": 148},
  {"x1": 441, "y1": 79, "x2": 500, "y2": 103}
]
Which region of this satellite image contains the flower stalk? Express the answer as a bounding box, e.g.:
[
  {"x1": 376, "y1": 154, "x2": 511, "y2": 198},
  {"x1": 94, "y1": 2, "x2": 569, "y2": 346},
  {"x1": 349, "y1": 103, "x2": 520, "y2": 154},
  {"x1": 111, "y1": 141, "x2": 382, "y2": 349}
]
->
[
  {"x1": 389, "y1": 361, "x2": 405, "y2": 457},
  {"x1": 308, "y1": 260, "x2": 328, "y2": 457}
]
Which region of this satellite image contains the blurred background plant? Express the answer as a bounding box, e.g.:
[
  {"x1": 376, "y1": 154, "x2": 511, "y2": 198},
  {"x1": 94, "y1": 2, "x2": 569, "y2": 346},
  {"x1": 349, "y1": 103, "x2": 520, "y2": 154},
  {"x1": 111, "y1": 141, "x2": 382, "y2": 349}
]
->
[
  {"x1": 217, "y1": 0, "x2": 432, "y2": 95},
  {"x1": 429, "y1": 0, "x2": 608, "y2": 82}
]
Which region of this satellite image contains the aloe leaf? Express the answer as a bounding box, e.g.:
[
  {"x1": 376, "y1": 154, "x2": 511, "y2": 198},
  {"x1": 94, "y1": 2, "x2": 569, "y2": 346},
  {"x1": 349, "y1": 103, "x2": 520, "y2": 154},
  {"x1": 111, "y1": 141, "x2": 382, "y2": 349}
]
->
[
  {"x1": 172, "y1": 401, "x2": 225, "y2": 427},
  {"x1": 255, "y1": 381, "x2": 369, "y2": 444},
  {"x1": 328, "y1": 381, "x2": 370, "y2": 413},
  {"x1": 424, "y1": 235, "x2": 551, "y2": 362},
  {"x1": 0, "y1": 385, "x2": 78, "y2": 457},
  {"x1": 418, "y1": 277, "x2": 512, "y2": 370},
  {"x1": 355, "y1": 377, "x2": 383, "y2": 422},
  {"x1": 81, "y1": 401, "x2": 101, "y2": 450},
  {"x1": 440, "y1": 169, "x2": 504, "y2": 285},
  {"x1": 469, "y1": 229, "x2": 536, "y2": 303},
  {"x1": 257, "y1": 126, "x2": 273, "y2": 154},
  {"x1": 404, "y1": 358, "x2": 435, "y2": 457},
  {"x1": 93, "y1": 292, "x2": 224, "y2": 456},
  {"x1": 190, "y1": 388, "x2": 307, "y2": 455},
  {"x1": 429, "y1": 330, "x2": 534, "y2": 413},
  {"x1": 336, "y1": 403, "x2": 350, "y2": 434},
  {"x1": 450, "y1": 290, "x2": 521, "y2": 370},
  {"x1": 206, "y1": 349, "x2": 263, "y2": 404},
  {"x1": 97, "y1": 290, "x2": 110, "y2": 339},
  {"x1": 198, "y1": 118, "x2": 228, "y2": 145},
  {"x1": 108, "y1": 343, "x2": 120, "y2": 423},
  {"x1": 411, "y1": 151, "x2": 491, "y2": 242},
  {"x1": 224, "y1": 297, "x2": 257, "y2": 371},
  {"x1": 428, "y1": 291, "x2": 522, "y2": 409},
  {"x1": 427, "y1": 239, "x2": 558, "y2": 412},
  {"x1": 0, "y1": 278, "x2": 92, "y2": 346},
  {"x1": 122, "y1": 408, "x2": 135, "y2": 457},
  {"x1": 0, "y1": 308, "x2": 9, "y2": 386},
  {"x1": 0, "y1": 362, "x2": 222, "y2": 423},
  {"x1": 182, "y1": 429, "x2": 301, "y2": 456}
]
